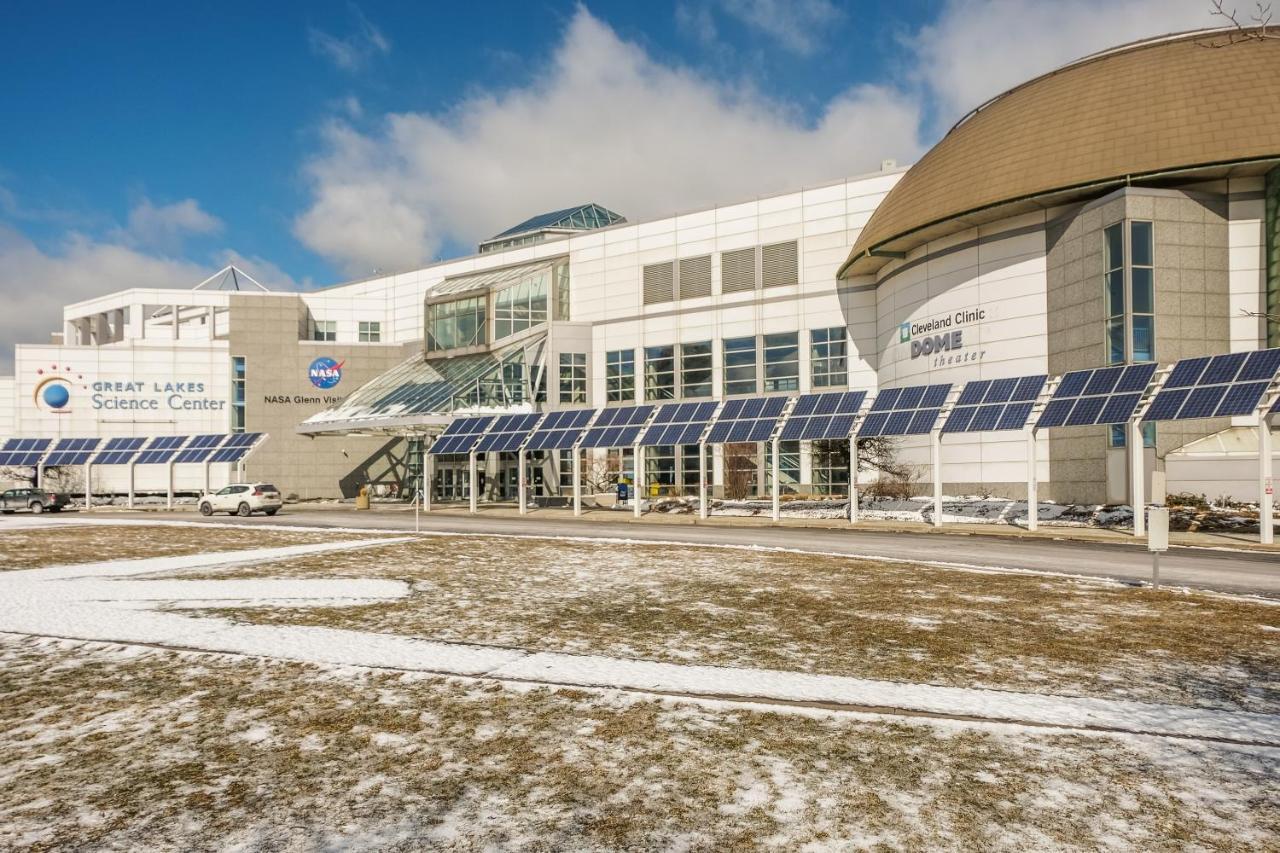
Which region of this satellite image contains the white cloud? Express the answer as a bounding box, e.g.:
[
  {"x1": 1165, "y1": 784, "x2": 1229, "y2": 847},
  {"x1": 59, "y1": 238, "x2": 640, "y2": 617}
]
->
[
  {"x1": 294, "y1": 7, "x2": 924, "y2": 276},
  {"x1": 117, "y1": 198, "x2": 222, "y2": 252},
  {"x1": 308, "y1": 6, "x2": 390, "y2": 72},
  {"x1": 911, "y1": 0, "x2": 1211, "y2": 126},
  {"x1": 717, "y1": 0, "x2": 843, "y2": 55}
]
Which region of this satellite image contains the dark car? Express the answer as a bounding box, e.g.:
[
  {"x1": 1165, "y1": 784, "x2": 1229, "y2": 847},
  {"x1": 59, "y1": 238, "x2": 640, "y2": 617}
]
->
[{"x1": 0, "y1": 488, "x2": 73, "y2": 514}]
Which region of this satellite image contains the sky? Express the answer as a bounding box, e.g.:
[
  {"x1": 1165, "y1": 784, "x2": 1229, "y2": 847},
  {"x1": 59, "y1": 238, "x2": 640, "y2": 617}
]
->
[{"x1": 0, "y1": 0, "x2": 1218, "y2": 370}]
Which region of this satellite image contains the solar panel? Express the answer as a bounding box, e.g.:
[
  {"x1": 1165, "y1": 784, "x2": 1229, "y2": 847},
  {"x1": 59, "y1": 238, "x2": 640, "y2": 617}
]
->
[
  {"x1": 223, "y1": 432, "x2": 263, "y2": 448},
  {"x1": 174, "y1": 434, "x2": 228, "y2": 464},
  {"x1": 579, "y1": 405, "x2": 655, "y2": 449},
  {"x1": 43, "y1": 437, "x2": 102, "y2": 466},
  {"x1": 705, "y1": 396, "x2": 788, "y2": 444},
  {"x1": 429, "y1": 416, "x2": 496, "y2": 455},
  {"x1": 858, "y1": 383, "x2": 951, "y2": 436},
  {"x1": 135, "y1": 435, "x2": 189, "y2": 465},
  {"x1": 93, "y1": 437, "x2": 147, "y2": 465},
  {"x1": 943, "y1": 375, "x2": 1046, "y2": 433},
  {"x1": 779, "y1": 391, "x2": 866, "y2": 441},
  {"x1": 0, "y1": 438, "x2": 53, "y2": 467},
  {"x1": 1036, "y1": 363, "x2": 1156, "y2": 429},
  {"x1": 639, "y1": 401, "x2": 718, "y2": 447},
  {"x1": 524, "y1": 409, "x2": 594, "y2": 451},
  {"x1": 473, "y1": 413, "x2": 542, "y2": 453},
  {"x1": 1144, "y1": 348, "x2": 1280, "y2": 421}
]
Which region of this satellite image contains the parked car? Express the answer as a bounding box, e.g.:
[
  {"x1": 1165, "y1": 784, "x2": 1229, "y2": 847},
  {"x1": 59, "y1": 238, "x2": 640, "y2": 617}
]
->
[
  {"x1": 0, "y1": 488, "x2": 72, "y2": 514},
  {"x1": 198, "y1": 483, "x2": 283, "y2": 517}
]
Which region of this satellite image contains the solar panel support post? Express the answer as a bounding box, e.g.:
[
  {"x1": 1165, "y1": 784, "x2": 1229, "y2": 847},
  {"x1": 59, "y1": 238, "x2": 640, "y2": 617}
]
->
[
  {"x1": 849, "y1": 435, "x2": 858, "y2": 524},
  {"x1": 633, "y1": 444, "x2": 644, "y2": 518},
  {"x1": 203, "y1": 459, "x2": 212, "y2": 498},
  {"x1": 36, "y1": 462, "x2": 43, "y2": 490},
  {"x1": 1130, "y1": 419, "x2": 1146, "y2": 538},
  {"x1": 83, "y1": 462, "x2": 92, "y2": 511},
  {"x1": 468, "y1": 451, "x2": 478, "y2": 514},
  {"x1": 166, "y1": 460, "x2": 174, "y2": 510},
  {"x1": 770, "y1": 436, "x2": 781, "y2": 522},
  {"x1": 698, "y1": 443, "x2": 708, "y2": 519},
  {"x1": 422, "y1": 442, "x2": 433, "y2": 512},
  {"x1": 1025, "y1": 429, "x2": 1039, "y2": 532},
  {"x1": 127, "y1": 461, "x2": 135, "y2": 509},
  {"x1": 517, "y1": 448, "x2": 527, "y2": 516},
  {"x1": 930, "y1": 430, "x2": 943, "y2": 528},
  {"x1": 572, "y1": 449, "x2": 582, "y2": 517},
  {"x1": 1260, "y1": 418, "x2": 1274, "y2": 545}
]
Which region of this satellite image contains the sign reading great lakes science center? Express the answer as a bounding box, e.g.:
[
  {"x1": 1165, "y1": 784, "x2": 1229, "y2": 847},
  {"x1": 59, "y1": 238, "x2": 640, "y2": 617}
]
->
[
  {"x1": 901, "y1": 307, "x2": 989, "y2": 367},
  {"x1": 91, "y1": 380, "x2": 225, "y2": 411}
]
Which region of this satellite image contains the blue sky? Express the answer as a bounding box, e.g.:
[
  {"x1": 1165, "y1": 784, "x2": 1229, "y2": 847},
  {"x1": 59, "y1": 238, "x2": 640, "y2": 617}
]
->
[{"x1": 0, "y1": 0, "x2": 1210, "y2": 366}]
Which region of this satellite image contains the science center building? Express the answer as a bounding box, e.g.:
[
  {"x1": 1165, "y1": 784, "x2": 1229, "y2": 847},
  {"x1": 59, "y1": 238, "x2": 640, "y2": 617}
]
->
[{"x1": 2, "y1": 28, "x2": 1279, "y2": 508}]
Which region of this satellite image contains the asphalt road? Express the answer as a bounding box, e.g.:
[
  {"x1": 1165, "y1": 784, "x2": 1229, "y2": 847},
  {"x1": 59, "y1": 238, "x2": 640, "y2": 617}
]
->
[{"x1": 72, "y1": 507, "x2": 1280, "y2": 597}]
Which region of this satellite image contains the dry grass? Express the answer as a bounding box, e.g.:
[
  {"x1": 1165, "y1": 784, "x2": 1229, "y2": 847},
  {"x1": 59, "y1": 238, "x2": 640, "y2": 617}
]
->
[
  {"x1": 1, "y1": 635, "x2": 1275, "y2": 852},
  {"x1": 0, "y1": 524, "x2": 354, "y2": 570},
  {"x1": 176, "y1": 535, "x2": 1280, "y2": 713}
]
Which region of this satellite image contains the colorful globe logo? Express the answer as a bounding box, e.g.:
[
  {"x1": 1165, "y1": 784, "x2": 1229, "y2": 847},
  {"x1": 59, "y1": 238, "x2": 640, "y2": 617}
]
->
[
  {"x1": 308, "y1": 356, "x2": 344, "y2": 389},
  {"x1": 33, "y1": 367, "x2": 79, "y2": 414},
  {"x1": 42, "y1": 383, "x2": 70, "y2": 409}
]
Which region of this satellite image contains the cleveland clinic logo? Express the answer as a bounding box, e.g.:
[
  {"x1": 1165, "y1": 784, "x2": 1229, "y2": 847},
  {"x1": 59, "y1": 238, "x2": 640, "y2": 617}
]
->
[
  {"x1": 33, "y1": 364, "x2": 85, "y2": 414},
  {"x1": 308, "y1": 356, "x2": 344, "y2": 389}
]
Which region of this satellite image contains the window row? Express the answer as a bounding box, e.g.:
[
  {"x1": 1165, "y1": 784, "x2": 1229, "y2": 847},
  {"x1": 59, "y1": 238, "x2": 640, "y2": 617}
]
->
[
  {"x1": 641, "y1": 240, "x2": 799, "y2": 307},
  {"x1": 309, "y1": 319, "x2": 382, "y2": 343}
]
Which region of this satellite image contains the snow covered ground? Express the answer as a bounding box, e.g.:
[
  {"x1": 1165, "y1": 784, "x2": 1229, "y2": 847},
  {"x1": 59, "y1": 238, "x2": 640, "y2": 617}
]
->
[{"x1": 1, "y1": 521, "x2": 1277, "y2": 849}]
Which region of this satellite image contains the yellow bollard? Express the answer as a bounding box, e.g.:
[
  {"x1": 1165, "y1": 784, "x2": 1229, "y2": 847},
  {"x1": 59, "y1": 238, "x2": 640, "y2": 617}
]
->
[{"x1": 355, "y1": 485, "x2": 371, "y2": 511}]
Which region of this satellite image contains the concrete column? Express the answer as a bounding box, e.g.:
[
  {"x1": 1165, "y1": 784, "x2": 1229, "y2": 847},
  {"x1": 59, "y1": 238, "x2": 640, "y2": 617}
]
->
[
  {"x1": 1130, "y1": 420, "x2": 1146, "y2": 537},
  {"x1": 1260, "y1": 420, "x2": 1274, "y2": 545},
  {"x1": 128, "y1": 305, "x2": 146, "y2": 340},
  {"x1": 207, "y1": 306, "x2": 216, "y2": 339},
  {"x1": 171, "y1": 305, "x2": 180, "y2": 340},
  {"x1": 110, "y1": 308, "x2": 125, "y2": 342},
  {"x1": 930, "y1": 431, "x2": 943, "y2": 528},
  {"x1": 1026, "y1": 430, "x2": 1039, "y2": 533}
]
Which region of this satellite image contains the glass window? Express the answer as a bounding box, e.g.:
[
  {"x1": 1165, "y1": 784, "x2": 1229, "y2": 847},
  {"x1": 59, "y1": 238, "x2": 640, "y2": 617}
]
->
[
  {"x1": 681, "y1": 444, "x2": 709, "y2": 491},
  {"x1": 1266, "y1": 166, "x2": 1280, "y2": 347},
  {"x1": 1130, "y1": 220, "x2": 1154, "y2": 362},
  {"x1": 1103, "y1": 222, "x2": 1124, "y2": 365},
  {"x1": 645, "y1": 445, "x2": 677, "y2": 491},
  {"x1": 645, "y1": 344, "x2": 676, "y2": 401},
  {"x1": 1110, "y1": 422, "x2": 1156, "y2": 448},
  {"x1": 606, "y1": 349, "x2": 635, "y2": 402},
  {"x1": 427, "y1": 296, "x2": 487, "y2": 352},
  {"x1": 358, "y1": 321, "x2": 381, "y2": 342},
  {"x1": 810, "y1": 327, "x2": 848, "y2": 388},
  {"x1": 493, "y1": 271, "x2": 549, "y2": 341},
  {"x1": 763, "y1": 332, "x2": 799, "y2": 392},
  {"x1": 559, "y1": 353, "x2": 586, "y2": 404},
  {"x1": 311, "y1": 320, "x2": 336, "y2": 342},
  {"x1": 231, "y1": 356, "x2": 246, "y2": 433},
  {"x1": 555, "y1": 264, "x2": 571, "y2": 322},
  {"x1": 765, "y1": 440, "x2": 801, "y2": 490},
  {"x1": 722, "y1": 336, "x2": 757, "y2": 396},
  {"x1": 811, "y1": 439, "x2": 850, "y2": 495},
  {"x1": 680, "y1": 341, "x2": 712, "y2": 398}
]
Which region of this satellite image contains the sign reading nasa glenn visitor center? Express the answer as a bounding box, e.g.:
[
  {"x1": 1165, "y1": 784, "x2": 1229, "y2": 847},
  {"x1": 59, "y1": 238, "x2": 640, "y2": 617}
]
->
[
  {"x1": 263, "y1": 356, "x2": 346, "y2": 406},
  {"x1": 901, "y1": 308, "x2": 989, "y2": 367}
]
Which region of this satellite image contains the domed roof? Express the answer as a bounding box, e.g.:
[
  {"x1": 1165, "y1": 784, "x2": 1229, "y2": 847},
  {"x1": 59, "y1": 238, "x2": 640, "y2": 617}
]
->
[{"x1": 840, "y1": 29, "x2": 1280, "y2": 278}]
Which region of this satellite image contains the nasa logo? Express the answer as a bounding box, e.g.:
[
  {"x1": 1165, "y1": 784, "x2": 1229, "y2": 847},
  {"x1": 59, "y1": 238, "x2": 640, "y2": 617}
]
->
[
  {"x1": 33, "y1": 365, "x2": 84, "y2": 414},
  {"x1": 308, "y1": 356, "x2": 344, "y2": 389}
]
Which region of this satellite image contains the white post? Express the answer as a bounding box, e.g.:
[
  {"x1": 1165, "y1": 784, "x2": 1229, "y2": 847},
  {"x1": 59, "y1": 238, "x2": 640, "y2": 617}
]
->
[
  {"x1": 171, "y1": 305, "x2": 180, "y2": 340},
  {"x1": 127, "y1": 461, "x2": 136, "y2": 509},
  {"x1": 414, "y1": 490, "x2": 420, "y2": 533},
  {"x1": 1026, "y1": 430, "x2": 1039, "y2": 532},
  {"x1": 698, "y1": 443, "x2": 708, "y2": 519},
  {"x1": 572, "y1": 449, "x2": 582, "y2": 517},
  {"x1": 166, "y1": 460, "x2": 174, "y2": 510},
  {"x1": 849, "y1": 434, "x2": 859, "y2": 523},
  {"x1": 1130, "y1": 419, "x2": 1146, "y2": 537},
  {"x1": 468, "y1": 451, "x2": 478, "y2": 514},
  {"x1": 930, "y1": 430, "x2": 943, "y2": 528},
  {"x1": 84, "y1": 462, "x2": 92, "y2": 511},
  {"x1": 633, "y1": 445, "x2": 644, "y2": 518},
  {"x1": 770, "y1": 437, "x2": 781, "y2": 522},
  {"x1": 204, "y1": 459, "x2": 211, "y2": 496},
  {"x1": 1260, "y1": 418, "x2": 1274, "y2": 545},
  {"x1": 422, "y1": 444, "x2": 433, "y2": 512},
  {"x1": 518, "y1": 449, "x2": 527, "y2": 515},
  {"x1": 36, "y1": 463, "x2": 43, "y2": 489}
]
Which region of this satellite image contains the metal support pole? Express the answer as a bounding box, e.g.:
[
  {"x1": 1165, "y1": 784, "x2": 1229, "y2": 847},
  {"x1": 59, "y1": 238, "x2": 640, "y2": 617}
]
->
[
  {"x1": 1130, "y1": 419, "x2": 1146, "y2": 537},
  {"x1": 422, "y1": 444, "x2": 433, "y2": 512},
  {"x1": 770, "y1": 437, "x2": 781, "y2": 522},
  {"x1": 414, "y1": 490, "x2": 420, "y2": 533},
  {"x1": 204, "y1": 459, "x2": 211, "y2": 497},
  {"x1": 468, "y1": 451, "x2": 478, "y2": 514},
  {"x1": 698, "y1": 443, "x2": 708, "y2": 519},
  {"x1": 84, "y1": 462, "x2": 92, "y2": 511},
  {"x1": 633, "y1": 444, "x2": 644, "y2": 518},
  {"x1": 930, "y1": 430, "x2": 943, "y2": 528},
  {"x1": 1026, "y1": 430, "x2": 1039, "y2": 532},
  {"x1": 849, "y1": 435, "x2": 858, "y2": 523},
  {"x1": 572, "y1": 449, "x2": 582, "y2": 516},
  {"x1": 518, "y1": 449, "x2": 527, "y2": 515},
  {"x1": 127, "y1": 461, "x2": 135, "y2": 509},
  {"x1": 36, "y1": 463, "x2": 43, "y2": 489},
  {"x1": 166, "y1": 460, "x2": 174, "y2": 510},
  {"x1": 1260, "y1": 419, "x2": 1274, "y2": 545}
]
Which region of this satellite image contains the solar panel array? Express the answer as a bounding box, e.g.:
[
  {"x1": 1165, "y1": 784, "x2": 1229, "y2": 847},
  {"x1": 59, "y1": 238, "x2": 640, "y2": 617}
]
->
[
  {"x1": 94, "y1": 437, "x2": 147, "y2": 465},
  {"x1": 579, "y1": 405, "x2": 654, "y2": 449},
  {"x1": 429, "y1": 416, "x2": 495, "y2": 455},
  {"x1": 209, "y1": 432, "x2": 265, "y2": 463},
  {"x1": 858, "y1": 384, "x2": 951, "y2": 437},
  {"x1": 135, "y1": 435, "x2": 189, "y2": 465},
  {"x1": 1143, "y1": 349, "x2": 1280, "y2": 422},
  {"x1": 639, "y1": 402, "x2": 718, "y2": 447},
  {"x1": 779, "y1": 391, "x2": 866, "y2": 441},
  {"x1": 174, "y1": 434, "x2": 226, "y2": 464},
  {"x1": 525, "y1": 409, "x2": 594, "y2": 451},
  {"x1": 43, "y1": 438, "x2": 102, "y2": 466},
  {"x1": 1035, "y1": 363, "x2": 1157, "y2": 429},
  {"x1": 943, "y1": 375, "x2": 1046, "y2": 433},
  {"x1": 705, "y1": 397, "x2": 788, "y2": 444},
  {"x1": 473, "y1": 413, "x2": 543, "y2": 453},
  {"x1": 0, "y1": 438, "x2": 52, "y2": 467}
]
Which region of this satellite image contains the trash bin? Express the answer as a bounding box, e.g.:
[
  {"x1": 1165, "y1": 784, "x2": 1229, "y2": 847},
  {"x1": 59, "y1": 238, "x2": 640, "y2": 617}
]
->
[
  {"x1": 355, "y1": 485, "x2": 370, "y2": 511},
  {"x1": 649, "y1": 482, "x2": 660, "y2": 498}
]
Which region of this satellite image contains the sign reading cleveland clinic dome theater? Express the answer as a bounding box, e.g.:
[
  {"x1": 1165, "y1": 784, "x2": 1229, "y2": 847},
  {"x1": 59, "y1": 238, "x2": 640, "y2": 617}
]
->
[{"x1": 902, "y1": 307, "x2": 988, "y2": 366}]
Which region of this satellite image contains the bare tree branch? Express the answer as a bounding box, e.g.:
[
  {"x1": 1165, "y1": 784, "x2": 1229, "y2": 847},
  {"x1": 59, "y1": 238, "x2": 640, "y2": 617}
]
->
[{"x1": 1200, "y1": 1, "x2": 1278, "y2": 46}]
